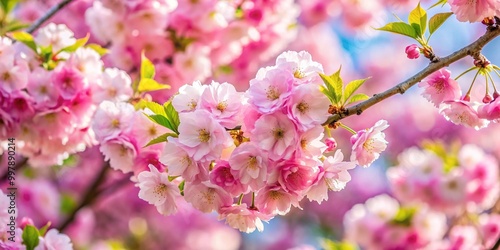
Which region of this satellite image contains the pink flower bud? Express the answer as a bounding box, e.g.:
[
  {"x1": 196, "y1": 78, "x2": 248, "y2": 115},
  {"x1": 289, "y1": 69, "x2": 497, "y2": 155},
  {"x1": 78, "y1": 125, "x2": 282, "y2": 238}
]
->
[
  {"x1": 405, "y1": 44, "x2": 420, "y2": 59},
  {"x1": 20, "y1": 217, "x2": 34, "y2": 229},
  {"x1": 325, "y1": 137, "x2": 337, "y2": 152}
]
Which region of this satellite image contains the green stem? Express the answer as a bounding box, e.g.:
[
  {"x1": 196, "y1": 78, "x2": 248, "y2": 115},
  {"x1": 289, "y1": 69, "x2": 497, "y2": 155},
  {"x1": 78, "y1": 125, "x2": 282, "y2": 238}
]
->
[
  {"x1": 237, "y1": 194, "x2": 244, "y2": 205},
  {"x1": 324, "y1": 126, "x2": 332, "y2": 138},
  {"x1": 338, "y1": 123, "x2": 357, "y2": 135},
  {"x1": 454, "y1": 66, "x2": 477, "y2": 80},
  {"x1": 465, "y1": 70, "x2": 481, "y2": 96}
]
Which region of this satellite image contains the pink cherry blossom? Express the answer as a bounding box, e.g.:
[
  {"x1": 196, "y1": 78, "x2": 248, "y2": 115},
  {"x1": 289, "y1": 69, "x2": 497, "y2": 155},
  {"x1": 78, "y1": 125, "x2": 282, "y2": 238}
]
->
[
  {"x1": 35, "y1": 229, "x2": 73, "y2": 250},
  {"x1": 405, "y1": 44, "x2": 420, "y2": 59},
  {"x1": 307, "y1": 150, "x2": 356, "y2": 204},
  {"x1": 478, "y1": 97, "x2": 500, "y2": 122},
  {"x1": 52, "y1": 65, "x2": 87, "y2": 100},
  {"x1": 131, "y1": 112, "x2": 171, "y2": 147},
  {"x1": 172, "y1": 81, "x2": 207, "y2": 112},
  {"x1": 350, "y1": 120, "x2": 389, "y2": 168},
  {"x1": 218, "y1": 204, "x2": 273, "y2": 233},
  {"x1": 199, "y1": 81, "x2": 243, "y2": 128},
  {"x1": 210, "y1": 160, "x2": 247, "y2": 196},
  {"x1": 228, "y1": 142, "x2": 268, "y2": 191},
  {"x1": 172, "y1": 80, "x2": 207, "y2": 112},
  {"x1": 439, "y1": 100, "x2": 489, "y2": 130},
  {"x1": 275, "y1": 50, "x2": 324, "y2": 85},
  {"x1": 35, "y1": 23, "x2": 76, "y2": 53},
  {"x1": 255, "y1": 185, "x2": 302, "y2": 215},
  {"x1": 99, "y1": 135, "x2": 138, "y2": 173},
  {"x1": 137, "y1": 164, "x2": 180, "y2": 215},
  {"x1": 268, "y1": 158, "x2": 319, "y2": 193},
  {"x1": 92, "y1": 68, "x2": 133, "y2": 103},
  {"x1": 177, "y1": 109, "x2": 233, "y2": 161},
  {"x1": 449, "y1": 0, "x2": 500, "y2": 23},
  {"x1": 160, "y1": 138, "x2": 208, "y2": 183},
  {"x1": 247, "y1": 67, "x2": 293, "y2": 114},
  {"x1": 92, "y1": 101, "x2": 136, "y2": 141},
  {"x1": 286, "y1": 84, "x2": 330, "y2": 131},
  {"x1": 27, "y1": 68, "x2": 59, "y2": 108},
  {"x1": 184, "y1": 181, "x2": 233, "y2": 213},
  {"x1": 250, "y1": 112, "x2": 297, "y2": 161},
  {"x1": 294, "y1": 125, "x2": 326, "y2": 158},
  {"x1": 419, "y1": 69, "x2": 461, "y2": 107},
  {"x1": 0, "y1": 60, "x2": 29, "y2": 94},
  {"x1": 325, "y1": 137, "x2": 337, "y2": 152}
]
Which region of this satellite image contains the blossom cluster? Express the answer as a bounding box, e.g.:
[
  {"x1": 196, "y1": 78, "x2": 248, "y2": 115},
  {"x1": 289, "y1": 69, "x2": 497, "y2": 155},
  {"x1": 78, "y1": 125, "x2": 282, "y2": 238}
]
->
[
  {"x1": 344, "y1": 194, "x2": 500, "y2": 250},
  {"x1": 344, "y1": 195, "x2": 447, "y2": 250},
  {"x1": 449, "y1": 0, "x2": 500, "y2": 23},
  {"x1": 0, "y1": 23, "x2": 133, "y2": 167},
  {"x1": 119, "y1": 51, "x2": 391, "y2": 233},
  {"x1": 418, "y1": 68, "x2": 500, "y2": 130},
  {"x1": 82, "y1": 0, "x2": 300, "y2": 91},
  {"x1": 388, "y1": 144, "x2": 499, "y2": 212},
  {"x1": 0, "y1": 190, "x2": 73, "y2": 250}
]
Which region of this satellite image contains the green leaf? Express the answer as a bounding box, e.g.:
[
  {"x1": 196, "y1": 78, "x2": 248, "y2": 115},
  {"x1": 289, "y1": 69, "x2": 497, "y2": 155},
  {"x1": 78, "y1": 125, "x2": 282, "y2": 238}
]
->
[
  {"x1": 429, "y1": 12, "x2": 453, "y2": 35},
  {"x1": 0, "y1": 0, "x2": 19, "y2": 14},
  {"x1": 141, "y1": 52, "x2": 155, "y2": 79},
  {"x1": 136, "y1": 100, "x2": 167, "y2": 117},
  {"x1": 179, "y1": 180, "x2": 185, "y2": 196},
  {"x1": 429, "y1": 0, "x2": 447, "y2": 9},
  {"x1": 408, "y1": 3, "x2": 427, "y2": 36},
  {"x1": 39, "y1": 45, "x2": 53, "y2": 62},
  {"x1": 38, "y1": 222, "x2": 51, "y2": 236},
  {"x1": 86, "y1": 43, "x2": 108, "y2": 56},
  {"x1": 59, "y1": 33, "x2": 89, "y2": 53},
  {"x1": 147, "y1": 114, "x2": 174, "y2": 130},
  {"x1": 144, "y1": 133, "x2": 178, "y2": 147},
  {"x1": 163, "y1": 101, "x2": 180, "y2": 134},
  {"x1": 137, "y1": 78, "x2": 171, "y2": 93},
  {"x1": 347, "y1": 93, "x2": 370, "y2": 104},
  {"x1": 376, "y1": 22, "x2": 417, "y2": 39},
  {"x1": 60, "y1": 193, "x2": 77, "y2": 215},
  {"x1": 0, "y1": 20, "x2": 29, "y2": 35},
  {"x1": 22, "y1": 225, "x2": 40, "y2": 250},
  {"x1": 319, "y1": 68, "x2": 343, "y2": 104},
  {"x1": 343, "y1": 78, "x2": 369, "y2": 104},
  {"x1": 321, "y1": 239, "x2": 357, "y2": 250},
  {"x1": 391, "y1": 207, "x2": 417, "y2": 226},
  {"x1": 11, "y1": 31, "x2": 37, "y2": 52}
]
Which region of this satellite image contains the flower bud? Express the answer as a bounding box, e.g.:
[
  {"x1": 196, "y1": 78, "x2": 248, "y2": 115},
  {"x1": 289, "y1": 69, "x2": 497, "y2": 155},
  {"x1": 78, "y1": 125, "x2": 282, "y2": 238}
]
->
[
  {"x1": 20, "y1": 217, "x2": 35, "y2": 229},
  {"x1": 325, "y1": 137, "x2": 337, "y2": 152},
  {"x1": 405, "y1": 44, "x2": 420, "y2": 59},
  {"x1": 483, "y1": 94, "x2": 493, "y2": 103}
]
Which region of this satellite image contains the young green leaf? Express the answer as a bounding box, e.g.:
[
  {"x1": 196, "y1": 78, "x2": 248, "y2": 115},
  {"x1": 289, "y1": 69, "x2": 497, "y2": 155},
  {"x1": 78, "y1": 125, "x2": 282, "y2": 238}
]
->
[
  {"x1": 11, "y1": 31, "x2": 37, "y2": 52},
  {"x1": 136, "y1": 100, "x2": 167, "y2": 117},
  {"x1": 0, "y1": 20, "x2": 29, "y2": 35},
  {"x1": 38, "y1": 222, "x2": 52, "y2": 236},
  {"x1": 347, "y1": 93, "x2": 370, "y2": 104},
  {"x1": 140, "y1": 52, "x2": 155, "y2": 79},
  {"x1": 343, "y1": 78, "x2": 369, "y2": 104},
  {"x1": 376, "y1": 22, "x2": 417, "y2": 39},
  {"x1": 59, "y1": 34, "x2": 89, "y2": 53},
  {"x1": 319, "y1": 68, "x2": 343, "y2": 104},
  {"x1": 147, "y1": 114, "x2": 174, "y2": 130},
  {"x1": 22, "y1": 225, "x2": 40, "y2": 250},
  {"x1": 144, "y1": 133, "x2": 178, "y2": 147},
  {"x1": 86, "y1": 43, "x2": 108, "y2": 56},
  {"x1": 429, "y1": 0, "x2": 448, "y2": 9},
  {"x1": 163, "y1": 101, "x2": 180, "y2": 134},
  {"x1": 0, "y1": 0, "x2": 19, "y2": 14},
  {"x1": 408, "y1": 3, "x2": 427, "y2": 36},
  {"x1": 429, "y1": 12, "x2": 453, "y2": 35},
  {"x1": 137, "y1": 78, "x2": 171, "y2": 93}
]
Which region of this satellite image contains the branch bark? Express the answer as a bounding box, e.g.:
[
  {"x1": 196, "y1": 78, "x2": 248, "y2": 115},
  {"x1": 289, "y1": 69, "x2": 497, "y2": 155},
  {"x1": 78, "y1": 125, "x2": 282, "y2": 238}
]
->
[
  {"x1": 26, "y1": 0, "x2": 75, "y2": 34},
  {"x1": 323, "y1": 27, "x2": 500, "y2": 126}
]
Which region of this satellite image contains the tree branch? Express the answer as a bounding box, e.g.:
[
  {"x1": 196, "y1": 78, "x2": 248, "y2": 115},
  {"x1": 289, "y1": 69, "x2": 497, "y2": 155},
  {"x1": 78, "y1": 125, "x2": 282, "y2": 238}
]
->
[
  {"x1": 323, "y1": 27, "x2": 500, "y2": 126},
  {"x1": 57, "y1": 162, "x2": 109, "y2": 231},
  {"x1": 26, "y1": 0, "x2": 75, "y2": 34}
]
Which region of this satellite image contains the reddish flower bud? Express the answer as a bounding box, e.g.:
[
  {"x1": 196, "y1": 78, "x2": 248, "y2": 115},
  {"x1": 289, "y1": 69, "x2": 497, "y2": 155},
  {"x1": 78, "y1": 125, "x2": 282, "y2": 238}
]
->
[
  {"x1": 483, "y1": 94, "x2": 493, "y2": 103},
  {"x1": 405, "y1": 44, "x2": 420, "y2": 59}
]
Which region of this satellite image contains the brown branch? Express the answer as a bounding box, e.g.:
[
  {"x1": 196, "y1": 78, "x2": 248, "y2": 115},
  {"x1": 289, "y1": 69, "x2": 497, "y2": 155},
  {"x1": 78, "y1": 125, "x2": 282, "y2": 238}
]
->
[
  {"x1": 26, "y1": 0, "x2": 75, "y2": 34},
  {"x1": 57, "y1": 162, "x2": 109, "y2": 231},
  {"x1": 323, "y1": 27, "x2": 500, "y2": 126}
]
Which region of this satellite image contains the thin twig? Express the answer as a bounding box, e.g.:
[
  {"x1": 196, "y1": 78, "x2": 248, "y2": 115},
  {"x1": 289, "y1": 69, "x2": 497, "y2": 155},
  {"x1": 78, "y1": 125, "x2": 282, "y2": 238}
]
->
[
  {"x1": 323, "y1": 27, "x2": 500, "y2": 126},
  {"x1": 58, "y1": 162, "x2": 109, "y2": 231},
  {"x1": 26, "y1": 0, "x2": 75, "y2": 34}
]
